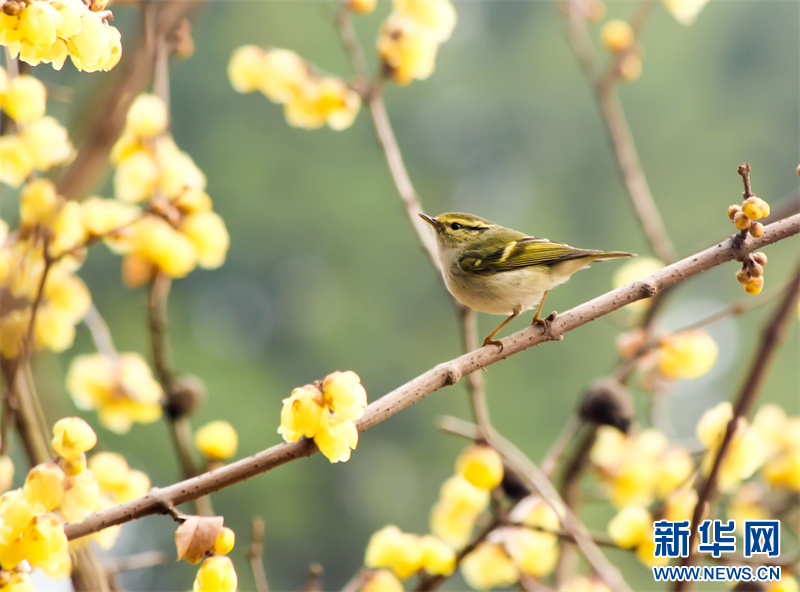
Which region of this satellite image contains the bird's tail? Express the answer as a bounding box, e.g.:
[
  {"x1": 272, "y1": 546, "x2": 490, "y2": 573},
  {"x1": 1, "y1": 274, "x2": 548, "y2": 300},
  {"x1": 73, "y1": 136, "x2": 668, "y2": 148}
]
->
[{"x1": 590, "y1": 251, "x2": 637, "y2": 262}]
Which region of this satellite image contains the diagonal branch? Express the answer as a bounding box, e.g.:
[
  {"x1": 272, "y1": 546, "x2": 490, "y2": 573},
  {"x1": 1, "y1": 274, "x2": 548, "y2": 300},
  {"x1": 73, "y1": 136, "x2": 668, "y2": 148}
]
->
[
  {"x1": 676, "y1": 258, "x2": 800, "y2": 590},
  {"x1": 62, "y1": 214, "x2": 800, "y2": 542}
]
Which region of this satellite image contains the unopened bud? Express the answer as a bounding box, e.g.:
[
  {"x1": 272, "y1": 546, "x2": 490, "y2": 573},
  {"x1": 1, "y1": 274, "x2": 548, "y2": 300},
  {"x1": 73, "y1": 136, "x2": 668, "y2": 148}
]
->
[
  {"x1": 727, "y1": 204, "x2": 741, "y2": 220},
  {"x1": 744, "y1": 276, "x2": 764, "y2": 295},
  {"x1": 752, "y1": 252, "x2": 768, "y2": 266},
  {"x1": 735, "y1": 268, "x2": 751, "y2": 285},
  {"x1": 3, "y1": 0, "x2": 21, "y2": 15},
  {"x1": 579, "y1": 378, "x2": 632, "y2": 433},
  {"x1": 164, "y1": 374, "x2": 206, "y2": 418},
  {"x1": 749, "y1": 222, "x2": 765, "y2": 238},
  {"x1": 733, "y1": 211, "x2": 751, "y2": 230}
]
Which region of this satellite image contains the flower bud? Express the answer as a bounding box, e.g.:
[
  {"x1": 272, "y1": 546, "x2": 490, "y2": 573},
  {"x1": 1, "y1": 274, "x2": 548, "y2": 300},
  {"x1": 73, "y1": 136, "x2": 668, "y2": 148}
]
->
[
  {"x1": 456, "y1": 444, "x2": 504, "y2": 490},
  {"x1": 750, "y1": 262, "x2": 764, "y2": 277},
  {"x1": 735, "y1": 268, "x2": 751, "y2": 285},
  {"x1": 347, "y1": 0, "x2": 376, "y2": 14},
  {"x1": 194, "y1": 421, "x2": 238, "y2": 461},
  {"x1": 600, "y1": 20, "x2": 634, "y2": 53},
  {"x1": 752, "y1": 252, "x2": 768, "y2": 266},
  {"x1": 727, "y1": 204, "x2": 741, "y2": 220},
  {"x1": 733, "y1": 211, "x2": 751, "y2": 230},
  {"x1": 749, "y1": 222, "x2": 765, "y2": 238},
  {"x1": 213, "y1": 526, "x2": 236, "y2": 555},
  {"x1": 742, "y1": 196, "x2": 770, "y2": 220},
  {"x1": 619, "y1": 54, "x2": 642, "y2": 82},
  {"x1": 744, "y1": 276, "x2": 764, "y2": 295}
]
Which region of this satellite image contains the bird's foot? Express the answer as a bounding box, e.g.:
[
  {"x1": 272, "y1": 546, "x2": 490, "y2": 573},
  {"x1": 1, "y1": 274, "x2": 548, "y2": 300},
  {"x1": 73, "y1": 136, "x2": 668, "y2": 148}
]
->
[
  {"x1": 482, "y1": 337, "x2": 504, "y2": 351},
  {"x1": 531, "y1": 311, "x2": 558, "y2": 330}
]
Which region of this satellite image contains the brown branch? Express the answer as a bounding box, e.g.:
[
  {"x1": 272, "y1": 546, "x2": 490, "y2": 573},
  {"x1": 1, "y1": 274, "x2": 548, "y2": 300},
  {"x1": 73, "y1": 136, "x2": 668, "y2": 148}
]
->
[
  {"x1": 247, "y1": 517, "x2": 270, "y2": 592},
  {"x1": 676, "y1": 259, "x2": 800, "y2": 590},
  {"x1": 63, "y1": 214, "x2": 800, "y2": 542}
]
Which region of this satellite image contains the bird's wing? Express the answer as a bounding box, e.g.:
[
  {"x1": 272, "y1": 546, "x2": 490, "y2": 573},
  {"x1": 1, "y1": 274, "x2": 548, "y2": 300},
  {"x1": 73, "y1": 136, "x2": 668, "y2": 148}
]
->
[{"x1": 459, "y1": 237, "x2": 598, "y2": 274}]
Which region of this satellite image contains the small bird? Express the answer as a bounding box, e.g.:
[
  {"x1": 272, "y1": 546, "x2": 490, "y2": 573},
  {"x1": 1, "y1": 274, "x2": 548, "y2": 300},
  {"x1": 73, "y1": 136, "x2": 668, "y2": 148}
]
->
[{"x1": 419, "y1": 212, "x2": 635, "y2": 347}]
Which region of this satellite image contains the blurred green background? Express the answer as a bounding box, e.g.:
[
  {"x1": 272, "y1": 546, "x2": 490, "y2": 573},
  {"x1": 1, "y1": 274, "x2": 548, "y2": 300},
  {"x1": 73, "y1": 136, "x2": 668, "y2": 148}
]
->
[{"x1": 10, "y1": 1, "x2": 800, "y2": 590}]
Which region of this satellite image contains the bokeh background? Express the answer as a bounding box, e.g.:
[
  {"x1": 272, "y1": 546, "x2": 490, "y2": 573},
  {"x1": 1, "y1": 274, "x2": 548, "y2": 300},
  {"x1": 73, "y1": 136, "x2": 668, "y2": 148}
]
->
[{"x1": 6, "y1": 1, "x2": 799, "y2": 590}]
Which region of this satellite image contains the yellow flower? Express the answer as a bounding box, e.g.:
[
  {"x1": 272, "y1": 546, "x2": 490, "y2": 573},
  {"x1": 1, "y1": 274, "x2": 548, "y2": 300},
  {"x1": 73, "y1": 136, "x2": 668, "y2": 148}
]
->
[
  {"x1": 212, "y1": 526, "x2": 235, "y2": 555},
  {"x1": 364, "y1": 525, "x2": 423, "y2": 580},
  {"x1": 600, "y1": 19, "x2": 634, "y2": 53},
  {"x1": 348, "y1": 0, "x2": 377, "y2": 15},
  {"x1": 419, "y1": 535, "x2": 455, "y2": 576},
  {"x1": 0, "y1": 572, "x2": 34, "y2": 592},
  {"x1": 513, "y1": 496, "x2": 560, "y2": 544},
  {"x1": 193, "y1": 555, "x2": 238, "y2": 592},
  {"x1": 657, "y1": 330, "x2": 718, "y2": 380},
  {"x1": 505, "y1": 527, "x2": 559, "y2": 577},
  {"x1": 360, "y1": 570, "x2": 404, "y2": 592},
  {"x1": 51, "y1": 417, "x2": 97, "y2": 461},
  {"x1": 228, "y1": 45, "x2": 268, "y2": 93},
  {"x1": 0, "y1": 489, "x2": 35, "y2": 547},
  {"x1": 114, "y1": 469, "x2": 150, "y2": 503},
  {"x1": 4, "y1": 74, "x2": 46, "y2": 123},
  {"x1": 114, "y1": 150, "x2": 159, "y2": 203},
  {"x1": 636, "y1": 533, "x2": 669, "y2": 567},
  {"x1": 656, "y1": 447, "x2": 694, "y2": 498},
  {"x1": 65, "y1": 353, "x2": 164, "y2": 433},
  {"x1": 0, "y1": 309, "x2": 31, "y2": 359},
  {"x1": 260, "y1": 48, "x2": 308, "y2": 104},
  {"x1": 19, "y1": 116, "x2": 74, "y2": 171},
  {"x1": 126, "y1": 93, "x2": 168, "y2": 138},
  {"x1": 20, "y1": 178, "x2": 60, "y2": 227},
  {"x1": 768, "y1": 575, "x2": 799, "y2": 592},
  {"x1": 66, "y1": 14, "x2": 108, "y2": 71},
  {"x1": 154, "y1": 136, "x2": 206, "y2": 198},
  {"x1": 18, "y1": 1, "x2": 59, "y2": 51},
  {"x1": 455, "y1": 444, "x2": 504, "y2": 490},
  {"x1": 50, "y1": 200, "x2": 87, "y2": 256},
  {"x1": 663, "y1": 487, "x2": 698, "y2": 522},
  {"x1": 662, "y1": 0, "x2": 709, "y2": 26},
  {"x1": 52, "y1": 0, "x2": 84, "y2": 38},
  {"x1": 80, "y1": 197, "x2": 140, "y2": 237},
  {"x1": 131, "y1": 216, "x2": 197, "y2": 278},
  {"x1": 608, "y1": 456, "x2": 659, "y2": 508},
  {"x1": 23, "y1": 462, "x2": 65, "y2": 513},
  {"x1": 194, "y1": 420, "x2": 239, "y2": 460},
  {"x1": 607, "y1": 505, "x2": 651, "y2": 548},
  {"x1": 590, "y1": 425, "x2": 628, "y2": 470},
  {"x1": 277, "y1": 384, "x2": 324, "y2": 442},
  {"x1": 314, "y1": 413, "x2": 359, "y2": 463},
  {"x1": 460, "y1": 542, "x2": 519, "y2": 590},
  {"x1": 16, "y1": 514, "x2": 69, "y2": 571},
  {"x1": 322, "y1": 370, "x2": 368, "y2": 421},
  {"x1": 88, "y1": 452, "x2": 130, "y2": 492},
  {"x1": 180, "y1": 211, "x2": 229, "y2": 269},
  {"x1": 697, "y1": 401, "x2": 733, "y2": 450},
  {"x1": 429, "y1": 499, "x2": 477, "y2": 547},
  {"x1": 0, "y1": 135, "x2": 35, "y2": 187},
  {"x1": 439, "y1": 474, "x2": 490, "y2": 513},
  {"x1": 60, "y1": 468, "x2": 100, "y2": 522},
  {"x1": 728, "y1": 483, "x2": 769, "y2": 525},
  {"x1": 393, "y1": 0, "x2": 456, "y2": 43},
  {"x1": 377, "y1": 15, "x2": 439, "y2": 86}
]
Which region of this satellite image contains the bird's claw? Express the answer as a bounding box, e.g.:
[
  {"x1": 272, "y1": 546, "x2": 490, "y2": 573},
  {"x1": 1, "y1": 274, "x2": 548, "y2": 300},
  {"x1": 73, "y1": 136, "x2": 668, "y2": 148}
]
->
[
  {"x1": 531, "y1": 311, "x2": 558, "y2": 331},
  {"x1": 482, "y1": 337, "x2": 504, "y2": 351}
]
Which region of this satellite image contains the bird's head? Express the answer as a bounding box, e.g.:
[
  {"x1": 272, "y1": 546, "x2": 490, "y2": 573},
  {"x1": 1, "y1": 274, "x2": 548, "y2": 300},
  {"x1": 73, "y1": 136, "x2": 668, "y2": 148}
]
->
[{"x1": 418, "y1": 212, "x2": 496, "y2": 250}]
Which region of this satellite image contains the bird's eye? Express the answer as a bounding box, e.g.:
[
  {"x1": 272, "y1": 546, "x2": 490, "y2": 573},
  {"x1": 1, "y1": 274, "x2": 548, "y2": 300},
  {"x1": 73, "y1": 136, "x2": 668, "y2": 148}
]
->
[{"x1": 450, "y1": 222, "x2": 462, "y2": 230}]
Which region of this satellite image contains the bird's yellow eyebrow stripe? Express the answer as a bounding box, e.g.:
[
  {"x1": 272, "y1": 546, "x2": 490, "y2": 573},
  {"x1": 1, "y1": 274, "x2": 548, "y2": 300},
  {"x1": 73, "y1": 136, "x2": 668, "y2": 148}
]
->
[{"x1": 498, "y1": 241, "x2": 517, "y2": 263}]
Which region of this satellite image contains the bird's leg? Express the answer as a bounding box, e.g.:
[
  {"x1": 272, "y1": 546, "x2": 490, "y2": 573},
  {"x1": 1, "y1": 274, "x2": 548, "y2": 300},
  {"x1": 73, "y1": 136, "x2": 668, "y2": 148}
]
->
[
  {"x1": 530, "y1": 291, "x2": 552, "y2": 326},
  {"x1": 482, "y1": 310, "x2": 520, "y2": 349}
]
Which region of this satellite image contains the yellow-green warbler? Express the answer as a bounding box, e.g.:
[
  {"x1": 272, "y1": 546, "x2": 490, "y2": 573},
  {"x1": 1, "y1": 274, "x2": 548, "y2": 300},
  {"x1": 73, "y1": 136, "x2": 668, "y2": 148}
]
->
[{"x1": 420, "y1": 212, "x2": 635, "y2": 347}]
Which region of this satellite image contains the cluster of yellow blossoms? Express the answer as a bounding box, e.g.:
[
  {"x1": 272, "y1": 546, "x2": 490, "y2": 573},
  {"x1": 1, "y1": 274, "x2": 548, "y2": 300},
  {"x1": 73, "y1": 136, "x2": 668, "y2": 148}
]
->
[
  {"x1": 278, "y1": 370, "x2": 367, "y2": 463},
  {"x1": 0, "y1": 70, "x2": 73, "y2": 186},
  {"x1": 0, "y1": 0, "x2": 121, "y2": 71},
  {"x1": 108, "y1": 93, "x2": 229, "y2": 282},
  {"x1": 376, "y1": 0, "x2": 456, "y2": 86},
  {"x1": 0, "y1": 418, "x2": 140, "y2": 585},
  {"x1": 0, "y1": 180, "x2": 91, "y2": 357},
  {"x1": 65, "y1": 352, "x2": 164, "y2": 433},
  {"x1": 228, "y1": 45, "x2": 361, "y2": 130},
  {"x1": 594, "y1": 401, "x2": 799, "y2": 571},
  {"x1": 228, "y1": 0, "x2": 456, "y2": 128},
  {"x1": 430, "y1": 445, "x2": 500, "y2": 547},
  {"x1": 460, "y1": 497, "x2": 562, "y2": 590}
]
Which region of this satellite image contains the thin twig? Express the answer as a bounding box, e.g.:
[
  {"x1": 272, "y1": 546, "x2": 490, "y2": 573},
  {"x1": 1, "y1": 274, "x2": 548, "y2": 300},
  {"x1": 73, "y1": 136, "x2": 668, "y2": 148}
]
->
[
  {"x1": 676, "y1": 259, "x2": 800, "y2": 590},
  {"x1": 104, "y1": 551, "x2": 168, "y2": 574},
  {"x1": 84, "y1": 305, "x2": 119, "y2": 359},
  {"x1": 566, "y1": 0, "x2": 676, "y2": 264},
  {"x1": 540, "y1": 416, "x2": 583, "y2": 479},
  {"x1": 248, "y1": 517, "x2": 270, "y2": 592},
  {"x1": 62, "y1": 214, "x2": 800, "y2": 542}
]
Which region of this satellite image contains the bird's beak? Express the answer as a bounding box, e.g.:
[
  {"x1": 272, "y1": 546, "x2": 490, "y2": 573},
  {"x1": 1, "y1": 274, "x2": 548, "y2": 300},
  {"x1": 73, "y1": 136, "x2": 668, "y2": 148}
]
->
[{"x1": 418, "y1": 213, "x2": 440, "y2": 229}]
